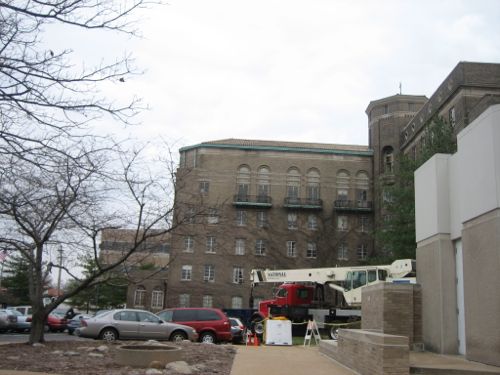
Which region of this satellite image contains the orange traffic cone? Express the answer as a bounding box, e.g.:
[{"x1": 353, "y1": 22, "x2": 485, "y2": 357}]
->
[{"x1": 253, "y1": 333, "x2": 259, "y2": 346}]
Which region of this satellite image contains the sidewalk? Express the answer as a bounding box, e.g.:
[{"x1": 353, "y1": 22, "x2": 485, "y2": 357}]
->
[{"x1": 230, "y1": 345, "x2": 356, "y2": 375}]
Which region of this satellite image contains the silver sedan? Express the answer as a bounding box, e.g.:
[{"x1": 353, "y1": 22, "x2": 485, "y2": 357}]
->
[{"x1": 76, "y1": 309, "x2": 198, "y2": 342}]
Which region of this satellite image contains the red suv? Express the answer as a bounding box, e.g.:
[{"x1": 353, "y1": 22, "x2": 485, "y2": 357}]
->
[{"x1": 157, "y1": 308, "x2": 231, "y2": 344}]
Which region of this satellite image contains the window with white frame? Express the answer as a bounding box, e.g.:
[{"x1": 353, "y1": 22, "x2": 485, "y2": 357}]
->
[
  {"x1": 231, "y1": 296, "x2": 243, "y2": 309},
  {"x1": 204, "y1": 264, "x2": 215, "y2": 282},
  {"x1": 449, "y1": 106, "x2": 456, "y2": 127},
  {"x1": 287, "y1": 212, "x2": 298, "y2": 230},
  {"x1": 338, "y1": 243, "x2": 348, "y2": 261},
  {"x1": 286, "y1": 167, "x2": 300, "y2": 201},
  {"x1": 307, "y1": 214, "x2": 318, "y2": 230},
  {"x1": 179, "y1": 294, "x2": 190, "y2": 307},
  {"x1": 236, "y1": 210, "x2": 247, "y2": 226},
  {"x1": 306, "y1": 242, "x2": 317, "y2": 259},
  {"x1": 237, "y1": 165, "x2": 251, "y2": 199},
  {"x1": 181, "y1": 265, "x2": 192, "y2": 281},
  {"x1": 207, "y1": 208, "x2": 219, "y2": 224},
  {"x1": 257, "y1": 211, "x2": 268, "y2": 227},
  {"x1": 134, "y1": 286, "x2": 146, "y2": 307},
  {"x1": 337, "y1": 216, "x2": 348, "y2": 231},
  {"x1": 151, "y1": 287, "x2": 164, "y2": 309},
  {"x1": 337, "y1": 188, "x2": 348, "y2": 200},
  {"x1": 255, "y1": 239, "x2": 266, "y2": 256},
  {"x1": 257, "y1": 166, "x2": 270, "y2": 199},
  {"x1": 235, "y1": 239, "x2": 245, "y2": 255},
  {"x1": 233, "y1": 267, "x2": 244, "y2": 284},
  {"x1": 357, "y1": 244, "x2": 368, "y2": 260},
  {"x1": 202, "y1": 295, "x2": 213, "y2": 308},
  {"x1": 286, "y1": 241, "x2": 297, "y2": 257},
  {"x1": 206, "y1": 236, "x2": 216, "y2": 253},
  {"x1": 199, "y1": 181, "x2": 209, "y2": 194},
  {"x1": 306, "y1": 169, "x2": 320, "y2": 201},
  {"x1": 183, "y1": 236, "x2": 194, "y2": 252}
]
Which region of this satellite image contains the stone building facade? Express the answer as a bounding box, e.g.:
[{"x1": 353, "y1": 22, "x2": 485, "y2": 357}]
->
[
  {"x1": 167, "y1": 140, "x2": 375, "y2": 309},
  {"x1": 99, "y1": 229, "x2": 170, "y2": 312}
]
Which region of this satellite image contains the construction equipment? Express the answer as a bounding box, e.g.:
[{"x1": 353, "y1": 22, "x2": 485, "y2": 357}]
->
[{"x1": 249, "y1": 259, "x2": 415, "y2": 338}]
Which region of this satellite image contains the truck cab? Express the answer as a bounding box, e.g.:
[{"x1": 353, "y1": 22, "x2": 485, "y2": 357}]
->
[{"x1": 258, "y1": 283, "x2": 315, "y2": 320}]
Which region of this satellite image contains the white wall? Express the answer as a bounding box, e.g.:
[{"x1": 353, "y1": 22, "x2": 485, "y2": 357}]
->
[{"x1": 415, "y1": 104, "x2": 500, "y2": 242}]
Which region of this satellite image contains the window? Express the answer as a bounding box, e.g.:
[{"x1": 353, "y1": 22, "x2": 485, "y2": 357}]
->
[
  {"x1": 235, "y1": 239, "x2": 245, "y2": 255},
  {"x1": 232, "y1": 296, "x2": 243, "y2": 309},
  {"x1": 286, "y1": 167, "x2": 301, "y2": 202},
  {"x1": 179, "y1": 294, "x2": 190, "y2": 307},
  {"x1": 237, "y1": 165, "x2": 251, "y2": 199},
  {"x1": 207, "y1": 208, "x2": 219, "y2": 224},
  {"x1": 338, "y1": 216, "x2": 348, "y2": 231},
  {"x1": 449, "y1": 106, "x2": 456, "y2": 127},
  {"x1": 233, "y1": 267, "x2": 244, "y2": 284},
  {"x1": 306, "y1": 169, "x2": 320, "y2": 202},
  {"x1": 337, "y1": 188, "x2": 348, "y2": 200},
  {"x1": 287, "y1": 241, "x2": 297, "y2": 257},
  {"x1": 307, "y1": 214, "x2": 318, "y2": 230},
  {"x1": 257, "y1": 166, "x2": 270, "y2": 199},
  {"x1": 256, "y1": 211, "x2": 268, "y2": 227},
  {"x1": 357, "y1": 244, "x2": 368, "y2": 260},
  {"x1": 204, "y1": 264, "x2": 215, "y2": 282},
  {"x1": 183, "y1": 236, "x2": 194, "y2": 252},
  {"x1": 181, "y1": 265, "x2": 192, "y2": 281},
  {"x1": 151, "y1": 287, "x2": 164, "y2": 309},
  {"x1": 199, "y1": 181, "x2": 209, "y2": 194},
  {"x1": 382, "y1": 147, "x2": 394, "y2": 173},
  {"x1": 206, "y1": 236, "x2": 216, "y2": 253},
  {"x1": 236, "y1": 210, "x2": 247, "y2": 226},
  {"x1": 134, "y1": 286, "x2": 146, "y2": 307},
  {"x1": 252, "y1": 297, "x2": 262, "y2": 309},
  {"x1": 255, "y1": 239, "x2": 266, "y2": 256},
  {"x1": 185, "y1": 207, "x2": 195, "y2": 224},
  {"x1": 306, "y1": 242, "x2": 317, "y2": 259},
  {"x1": 202, "y1": 295, "x2": 213, "y2": 308},
  {"x1": 338, "y1": 243, "x2": 348, "y2": 261},
  {"x1": 359, "y1": 216, "x2": 369, "y2": 233},
  {"x1": 287, "y1": 212, "x2": 298, "y2": 230},
  {"x1": 115, "y1": 310, "x2": 138, "y2": 321},
  {"x1": 382, "y1": 190, "x2": 393, "y2": 204}
]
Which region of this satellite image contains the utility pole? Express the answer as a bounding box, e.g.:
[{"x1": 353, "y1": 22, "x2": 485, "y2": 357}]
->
[{"x1": 56, "y1": 246, "x2": 63, "y2": 296}]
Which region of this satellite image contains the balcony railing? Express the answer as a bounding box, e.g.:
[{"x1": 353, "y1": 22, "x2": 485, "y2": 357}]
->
[
  {"x1": 233, "y1": 194, "x2": 272, "y2": 208},
  {"x1": 283, "y1": 197, "x2": 323, "y2": 210},
  {"x1": 334, "y1": 200, "x2": 373, "y2": 212}
]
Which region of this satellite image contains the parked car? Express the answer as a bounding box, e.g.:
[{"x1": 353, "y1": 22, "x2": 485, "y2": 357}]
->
[
  {"x1": 8, "y1": 310, "x2": 31, "y2": 332},
  {"x1": 26, "y1": 313, "x2": 67, "y2": 332},
  {"x1": 157, "y1": 308, "x2": 232, "y2": 344},
  {"x1": 11, "y1": 306, "x2": 32, "y2": 317},
  {"x1": 76, "y1": 309, "x2": 198, "y2": 342},
  {"x1": 67, "y1": 314, "x2": 92, "y2": 335},
  {"x1": 229, "y1": 317, "x2": 246, "y2": 344},
  {"x1": 0, "y1": 309, "x2": 18, "y2": 333}
]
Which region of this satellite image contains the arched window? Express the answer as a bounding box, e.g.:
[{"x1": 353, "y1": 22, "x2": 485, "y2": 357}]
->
[
  {"x1": 134, "y1": 285, "x2": 146, "y2": 308},
  {"x1": 151, "y1": 287, "x2": 164, "y2": 310},
  {"x1": 382, "y1": 146, "x2": 394, "y2": 174},
  {"x1": 257, "y1": 166, "x2": 270, "y2": 200},
  {"x1": 356, "y1": 171, "x2": 370, "y2": 208},
  {"x1": 306, "y1": 169, "x2": 320, "y2": 203},
  {"x1": 336, "y1": 170, "x2": 350, "y2": 201},
  {"x1": 236, "y1": 165, "x2": 251, "y2": 199},
  {"x1": 286, "y1": 167, "x2": 301, "y2": 203}
]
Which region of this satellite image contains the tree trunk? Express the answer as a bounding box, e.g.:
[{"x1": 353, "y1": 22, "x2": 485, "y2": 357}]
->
[{"x1": 29, "y1": 308, "x2": 47, "y2": 344}]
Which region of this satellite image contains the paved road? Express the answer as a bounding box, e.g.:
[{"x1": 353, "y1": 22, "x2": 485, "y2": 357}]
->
[{"x1": 0, "y1": 332, "x2": 90, "y2": 343}]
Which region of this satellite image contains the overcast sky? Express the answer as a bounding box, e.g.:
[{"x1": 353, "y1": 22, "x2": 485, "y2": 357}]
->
[{"x1": 53, "y1": 0, "x2": 500, "y2": 153}]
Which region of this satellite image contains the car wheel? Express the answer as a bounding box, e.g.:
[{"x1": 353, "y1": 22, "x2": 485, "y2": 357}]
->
[
  {"x1": 329, "y1": 327, "x2": 339, "y2": 340},
  {"x1": 170, "y1": 330, "x2": 187, "y2": 342},
  {"x1": 200, "y1": 332, "x2": 216, "y2": 344},
  {"x1": 99, "y1": 328, "x2": 118, "y2": 342}
]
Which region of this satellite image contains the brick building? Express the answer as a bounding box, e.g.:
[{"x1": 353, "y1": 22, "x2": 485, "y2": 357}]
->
[{"x1": 165, "y1": 62, "x2": 500, "y2": 313}]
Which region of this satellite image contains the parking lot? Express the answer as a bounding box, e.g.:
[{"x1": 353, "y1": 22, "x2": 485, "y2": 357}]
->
[{"x1": 0, "y1": 331, "x2": 89, "y2": 343}]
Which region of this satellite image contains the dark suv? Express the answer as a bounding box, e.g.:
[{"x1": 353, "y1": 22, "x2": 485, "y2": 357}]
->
[{"x1": 157, "y1": 308, "x2": 231, "y2": 344}]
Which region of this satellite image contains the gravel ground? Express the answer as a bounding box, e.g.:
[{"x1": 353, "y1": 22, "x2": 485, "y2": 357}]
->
[{"x1": 0, "y1": 340, "x2": 236, "y2": 375}]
